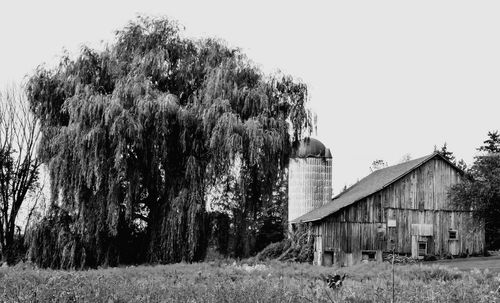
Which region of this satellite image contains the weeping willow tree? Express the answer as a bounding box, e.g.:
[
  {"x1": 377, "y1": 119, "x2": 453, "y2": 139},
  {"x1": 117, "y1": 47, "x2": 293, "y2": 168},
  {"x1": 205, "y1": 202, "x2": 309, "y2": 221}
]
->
[{"x1": 25, "y1": 16, "x2": 312, "y2": 268}]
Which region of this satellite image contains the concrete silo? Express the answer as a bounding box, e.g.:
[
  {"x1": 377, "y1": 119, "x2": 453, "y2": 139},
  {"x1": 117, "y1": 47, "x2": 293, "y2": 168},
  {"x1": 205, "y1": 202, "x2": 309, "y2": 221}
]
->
[{"x1": 288, "y1": 138, "x2": 332, "y2": 224}]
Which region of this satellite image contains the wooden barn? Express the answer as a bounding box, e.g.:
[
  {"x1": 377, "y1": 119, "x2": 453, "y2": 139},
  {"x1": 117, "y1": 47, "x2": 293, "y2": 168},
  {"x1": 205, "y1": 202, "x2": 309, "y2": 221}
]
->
[{"x1": 291, "y1": 152, "x2": 485, "y2": 266}]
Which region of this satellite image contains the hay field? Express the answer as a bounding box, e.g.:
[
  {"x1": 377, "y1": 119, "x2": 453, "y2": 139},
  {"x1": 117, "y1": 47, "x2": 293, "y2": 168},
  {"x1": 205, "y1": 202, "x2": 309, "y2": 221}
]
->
[{"x1": 0, "y1": 260, "x2": 499, "y2": 302}]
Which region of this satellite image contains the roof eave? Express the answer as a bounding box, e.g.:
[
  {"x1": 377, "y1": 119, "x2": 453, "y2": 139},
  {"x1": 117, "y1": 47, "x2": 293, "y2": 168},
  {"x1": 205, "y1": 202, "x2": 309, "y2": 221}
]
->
[{"x1": 291, "y1": 217, "x2": 320, "y2": 224}]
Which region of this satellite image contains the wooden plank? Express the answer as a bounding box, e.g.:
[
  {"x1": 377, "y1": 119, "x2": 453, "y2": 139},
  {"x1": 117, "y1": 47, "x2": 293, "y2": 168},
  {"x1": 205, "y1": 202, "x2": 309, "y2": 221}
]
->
[
  {"x1": 411, "y1": 223, "x2": 433, "y2": 236},
  {"x1": 411, "y1": 235, "x2": 418, "y2": 258}
]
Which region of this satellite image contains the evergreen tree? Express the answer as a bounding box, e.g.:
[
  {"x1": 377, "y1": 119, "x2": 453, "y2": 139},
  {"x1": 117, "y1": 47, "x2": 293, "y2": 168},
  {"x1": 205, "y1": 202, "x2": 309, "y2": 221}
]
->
[
  {"x1": 437, "y1": 142, "x2": 456, "y2": 163},
  {"x1": 449, "y1": 130, "x2": 500, "y2": 249},
  {"x1": 477, "y1": 131, "x2": 500, "y2": 153},
  {"x1": 456, "y1": 159, "x2": 467, "y2": 171}
]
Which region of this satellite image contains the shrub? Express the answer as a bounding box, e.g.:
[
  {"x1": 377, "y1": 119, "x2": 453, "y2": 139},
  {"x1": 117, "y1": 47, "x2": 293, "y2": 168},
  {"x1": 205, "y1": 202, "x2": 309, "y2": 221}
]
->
[
  {"x1": 423, "y1": 254, "x2": 437, "y2": 261},
  {"x1": 256, "y1": 226, "x2": 314, "y2": 263},
  {"x1": 257, "y1": 240, "x2": 291, "y2": 260}
]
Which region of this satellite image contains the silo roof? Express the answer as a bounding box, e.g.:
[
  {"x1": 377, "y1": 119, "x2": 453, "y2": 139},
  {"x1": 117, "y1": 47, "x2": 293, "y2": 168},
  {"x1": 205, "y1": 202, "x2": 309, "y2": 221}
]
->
[{"x1": 291, "y1": 138, "x2": 332, "y2": 158}]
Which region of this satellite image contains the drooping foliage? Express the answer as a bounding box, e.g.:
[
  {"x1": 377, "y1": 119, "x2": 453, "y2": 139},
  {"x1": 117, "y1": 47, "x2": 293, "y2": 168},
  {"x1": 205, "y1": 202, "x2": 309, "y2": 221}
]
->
[
  {"x1": 207, "y1": 166, "x2": 289, "y2": 257},
  {"x1": 25, "y1": 16, "x2": 312, "y2": 268},
  {"x1": 449, "y1": 131, "x2": 500, "y2": 249}
]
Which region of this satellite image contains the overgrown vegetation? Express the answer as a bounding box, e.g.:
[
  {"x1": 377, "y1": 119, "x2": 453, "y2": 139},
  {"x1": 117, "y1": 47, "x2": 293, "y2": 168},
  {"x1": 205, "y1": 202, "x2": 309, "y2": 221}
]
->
[
  {"x1": 449, "y1": 131, "x2": 500, "y2": 249},
  {"x1": 256, "y1": 225, "x2": 314, "y2": 262},
  {"x1": 0, "y1": 261, "x2": 498, "y2": 302}
]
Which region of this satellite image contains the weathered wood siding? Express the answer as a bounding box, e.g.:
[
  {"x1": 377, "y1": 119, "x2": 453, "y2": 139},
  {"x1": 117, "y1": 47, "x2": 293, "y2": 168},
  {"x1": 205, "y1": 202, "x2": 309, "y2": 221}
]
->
[
  {"x1": 383, "y1": 158, "x2": 460, "y2": 210},
  {"x1": 314, "y1": 157, "x2": 485, "y2": 266},
  {"x1": 313, "y1": 194, "x2": 385, "y2": 265},
  {"x1": 385, "y1": 209, "x2": 484, "y2": 256}
]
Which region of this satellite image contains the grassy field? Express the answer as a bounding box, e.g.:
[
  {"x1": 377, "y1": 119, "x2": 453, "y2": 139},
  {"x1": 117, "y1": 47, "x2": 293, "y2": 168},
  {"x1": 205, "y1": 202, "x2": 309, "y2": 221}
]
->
[
  {"x1": 432, "y1": 255, "x2": 500, "y2": 273},
  {"x1": 0, "y1": 260, "x2": 499, "y2": 303}
]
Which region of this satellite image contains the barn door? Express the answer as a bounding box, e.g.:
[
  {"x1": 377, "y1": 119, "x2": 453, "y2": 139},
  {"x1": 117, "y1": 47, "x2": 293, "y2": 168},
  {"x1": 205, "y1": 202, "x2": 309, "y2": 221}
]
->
[
  {"x1": 411, "y1": 224, "x2": 433, "y2": 259},
  {"x1": 412, "y1": 236, "x2": 430, "y2": 259},
  {"x1": 448, "y1": 230, "x2": 459, "y2": 256}
]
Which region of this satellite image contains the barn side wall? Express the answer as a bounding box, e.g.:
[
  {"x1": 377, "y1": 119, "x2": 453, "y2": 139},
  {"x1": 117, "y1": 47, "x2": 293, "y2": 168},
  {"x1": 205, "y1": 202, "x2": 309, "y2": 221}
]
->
[
  {"x1": 314, "y1": 158, "x2": 485, "y2": 266},
  {"x1": 312, "y1": 194, "x2": 385, "y2": 266}
]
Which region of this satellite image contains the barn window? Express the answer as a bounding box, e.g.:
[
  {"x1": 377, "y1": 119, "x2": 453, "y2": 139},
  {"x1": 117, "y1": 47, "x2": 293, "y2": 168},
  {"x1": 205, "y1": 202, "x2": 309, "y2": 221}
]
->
[
  {"x1": 361, "y1": 250, "x2": 376, "y2": 261},
  {"x1": 418, "y1": 241, "x2": 427, "y2": 256},
  {"x1": 449, "y1": 230, "x2": 458, "y2": 240},
  {"x1": 323, "y1": 251, "x2": 334, "y2": 266}
]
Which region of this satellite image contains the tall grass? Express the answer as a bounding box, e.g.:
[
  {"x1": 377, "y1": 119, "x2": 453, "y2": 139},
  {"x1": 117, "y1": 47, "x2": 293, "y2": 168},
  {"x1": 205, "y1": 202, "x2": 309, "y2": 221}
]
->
[{"x1": 0, "y1": 261, "x2": 498, "y2": 302}]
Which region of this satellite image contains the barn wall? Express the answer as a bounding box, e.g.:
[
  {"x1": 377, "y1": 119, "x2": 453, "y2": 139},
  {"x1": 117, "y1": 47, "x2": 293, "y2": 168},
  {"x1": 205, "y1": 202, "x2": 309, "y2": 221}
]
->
[
  {"x1": 383, "y1": 158, "x2": 460, "y2": 210},
  {"x1": 314, "y1": 157, "x2": 485, "y2": 266},
  {"x1": 314, "y1": 194, "x2": 386, "y2": 266},
  {"x1": 385, "y1": 209, "x2": 484, "y2": 256},
  {"x1": 383, "y1": 158, "x2": 484, "y2": 255}
]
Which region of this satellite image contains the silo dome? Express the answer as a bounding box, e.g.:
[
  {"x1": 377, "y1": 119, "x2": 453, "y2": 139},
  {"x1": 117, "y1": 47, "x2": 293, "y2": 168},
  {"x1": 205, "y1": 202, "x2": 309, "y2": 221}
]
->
[
  {"x1": 288, "y1": 137, "x2": 333, "y2": 224},
  {"x1": 292, "y1": 138, "x2": 332, "y2": 159}
]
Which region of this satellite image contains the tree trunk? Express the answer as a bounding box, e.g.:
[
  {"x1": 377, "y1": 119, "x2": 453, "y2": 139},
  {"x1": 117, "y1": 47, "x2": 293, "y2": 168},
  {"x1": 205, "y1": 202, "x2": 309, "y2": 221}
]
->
[
  {"x1": 0, "y1": 226, "x2": 4, "y2": 262},
  {"x1": 233, "y1": 177, "x2": 251, "y2": 258},
  {"x1": 2, "y1": 230, "x2": 15, "y2": 265}
]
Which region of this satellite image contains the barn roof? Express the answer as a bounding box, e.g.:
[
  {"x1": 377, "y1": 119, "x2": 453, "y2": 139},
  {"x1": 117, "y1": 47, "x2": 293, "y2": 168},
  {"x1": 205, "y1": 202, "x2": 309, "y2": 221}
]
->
[{"x1": 291, "y1": 152, "x2": 462, "y2": 223}]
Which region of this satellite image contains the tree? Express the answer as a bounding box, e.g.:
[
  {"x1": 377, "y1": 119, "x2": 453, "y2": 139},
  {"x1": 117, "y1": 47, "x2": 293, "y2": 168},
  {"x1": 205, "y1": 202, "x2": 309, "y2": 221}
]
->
[
  {"x1": 0, "y1": 87, "x2": 41, "y2": 264},
  {"x1": 449, "y1": 131, "x2": 500, "y2": 249},
  {"x1": 435, "y1": 142, "x2": 468, "y2": 171},
  {"x1": 25, "y1": 16, "x2": 312, "y2": 268},
  {"x1": 456, "y1": 159, "x2": 467, "y2": 171},
  {"x1": 477, "y1": 131, "x2": 500, "y2": 153},
  {"x1": 341, "y1": 184, "x2": 348, "y2": 193},
  {"x1": 399, "y1": 153, "x2": 412, "y2": 163},
  {"x1": 436, "y1": 142, "x2": 456, "y2": 163},
  {"x1": 370, "y1": 159, "x2": 388, "y2": 172}
]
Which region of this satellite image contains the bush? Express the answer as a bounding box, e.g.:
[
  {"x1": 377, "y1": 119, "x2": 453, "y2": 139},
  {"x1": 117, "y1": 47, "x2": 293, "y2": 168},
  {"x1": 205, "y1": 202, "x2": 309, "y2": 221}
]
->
[
  {"x1": 257, "y1": 240, "x2": 291, "y2": 260},
  {"x1": 256, "y1": 226, "x2": 313, "y2": 263},
  {"x1": 424, "y1": 254, "x2": 437, "y2": 261},
  {"x1": 1, "y1": 235, "x2": 27, "y2": 265}
]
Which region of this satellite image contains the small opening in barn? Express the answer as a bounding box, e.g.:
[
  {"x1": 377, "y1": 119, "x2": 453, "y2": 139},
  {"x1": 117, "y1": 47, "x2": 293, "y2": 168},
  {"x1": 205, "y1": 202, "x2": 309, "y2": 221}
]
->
[
  {"x1": 361, "y1": 250, "x2": 376, "y2": 262},
  {"x1": 449, "y1": 230, "x2": 458, "y2": 240},
  {"x1": 323, "y1": 251, "x2": 334, "y2": 266},
  {"x1": 418, "y1": 241, "x2": 427, "y2": 256}
]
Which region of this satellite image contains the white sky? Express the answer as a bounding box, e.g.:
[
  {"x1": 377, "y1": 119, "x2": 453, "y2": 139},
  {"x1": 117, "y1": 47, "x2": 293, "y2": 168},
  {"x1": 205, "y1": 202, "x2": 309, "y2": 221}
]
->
[{"x1": 1, "y1": 0, "x2": 499, "y2": 194}]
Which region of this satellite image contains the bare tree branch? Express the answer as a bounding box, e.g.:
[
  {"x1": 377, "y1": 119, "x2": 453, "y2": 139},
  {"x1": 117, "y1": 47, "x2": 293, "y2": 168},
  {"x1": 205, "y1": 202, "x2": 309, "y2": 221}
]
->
[
  {"x1": 24, "y1": 182, "x2": 45, "y2": 234},
  {"x1": 0, "y1": 84, "x2": 41, "y2": 264}
]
